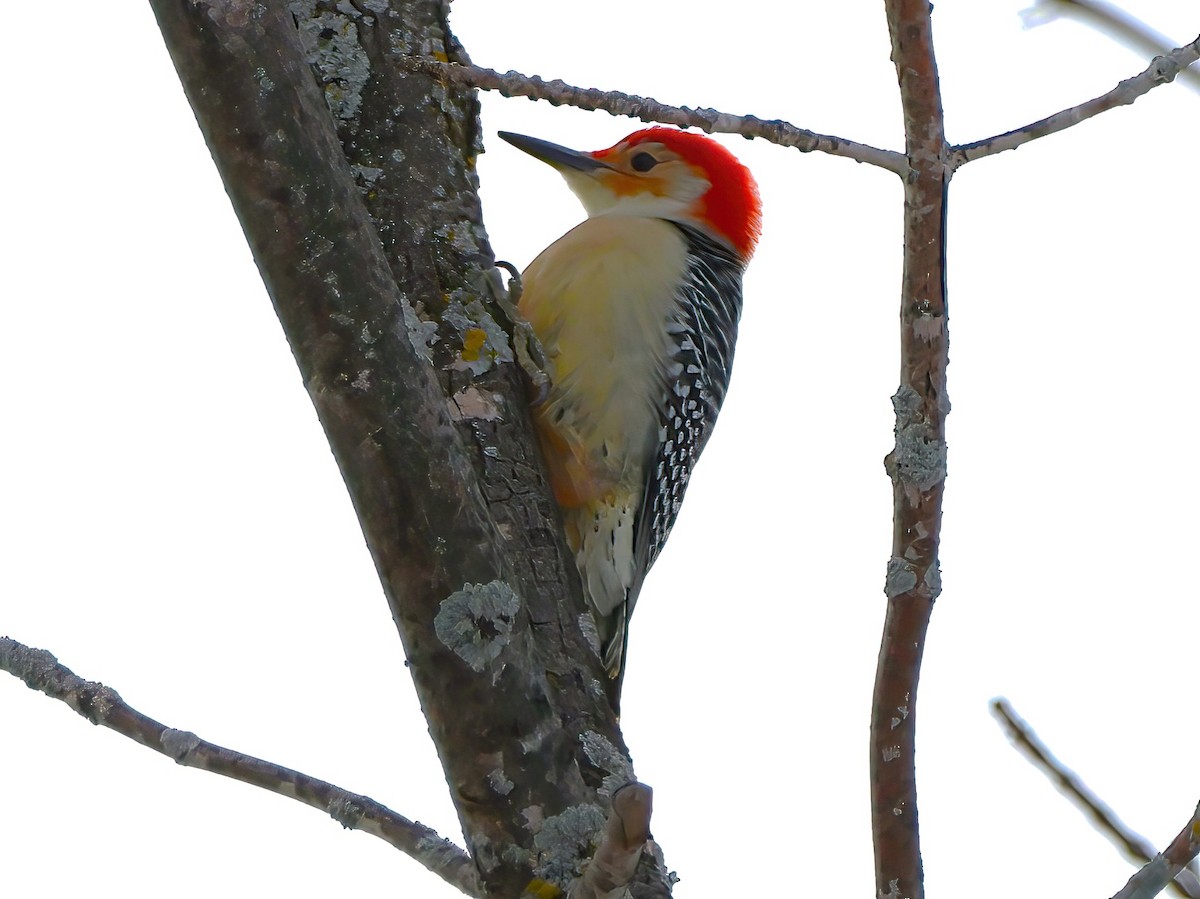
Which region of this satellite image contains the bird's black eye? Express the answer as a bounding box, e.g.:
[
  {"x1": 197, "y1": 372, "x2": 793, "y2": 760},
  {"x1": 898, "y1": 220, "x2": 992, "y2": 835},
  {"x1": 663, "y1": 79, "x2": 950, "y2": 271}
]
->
[{"x1": 630, "y1": 152, "x2": 658, "y2": 172}]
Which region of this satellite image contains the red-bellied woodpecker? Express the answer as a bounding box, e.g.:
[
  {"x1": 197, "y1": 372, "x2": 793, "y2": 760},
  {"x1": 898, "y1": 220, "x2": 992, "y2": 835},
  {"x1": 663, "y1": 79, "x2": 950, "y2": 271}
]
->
[{"x1": 499, "y1": 128, "x2": 761, "y2": 705}]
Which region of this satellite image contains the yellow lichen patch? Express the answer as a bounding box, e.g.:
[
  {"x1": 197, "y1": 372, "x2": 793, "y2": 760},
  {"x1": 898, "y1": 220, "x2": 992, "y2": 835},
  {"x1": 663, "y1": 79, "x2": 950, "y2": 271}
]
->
[
  {"x1": 461, "y1": 327, "x2": 487, "y2": 362},
  {"x1": 522, "y1": 879, "x2": 563, "y2": 899}
]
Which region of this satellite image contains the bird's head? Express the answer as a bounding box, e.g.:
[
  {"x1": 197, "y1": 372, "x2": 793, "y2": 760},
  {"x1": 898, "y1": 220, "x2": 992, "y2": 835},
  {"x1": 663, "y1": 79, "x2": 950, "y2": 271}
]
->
[{"x1": 499, "y1": 128, "x2": 761, "y2": 261}]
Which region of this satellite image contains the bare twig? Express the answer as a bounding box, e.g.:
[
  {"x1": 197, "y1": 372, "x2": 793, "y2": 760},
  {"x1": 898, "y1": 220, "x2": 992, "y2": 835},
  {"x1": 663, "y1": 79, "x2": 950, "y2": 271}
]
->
[
  {"x1": 396, "y1": 56, "x2": 908, "y2": 175},
  {"x1": 570, "y1": 783, "x2": 654, "y2": 899},
  {"x1": 871, "y1": 4, "x2": 951, "y2": 899},
  {"x1": 0, "y1": 637, "x2": 481, "y2": 898},
  {"x1": 1113, "y1": 803, "x2": 1200, "y2": 899},
  {"x1": 991, "y1": 699, "x2": 1200, "y2": 899},
  {"x1": 1024, "y1": 0, "x2": 1200, "y2": 92},
  {"x1": 950, "y1": 33, "x2": 1200, "y2": 168}
]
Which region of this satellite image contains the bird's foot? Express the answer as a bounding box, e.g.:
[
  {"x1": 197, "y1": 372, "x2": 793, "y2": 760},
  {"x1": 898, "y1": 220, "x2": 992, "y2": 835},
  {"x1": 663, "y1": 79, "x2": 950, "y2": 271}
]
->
[{"x1": 489, "y1": 261, "x2": 551, "y2": 404}]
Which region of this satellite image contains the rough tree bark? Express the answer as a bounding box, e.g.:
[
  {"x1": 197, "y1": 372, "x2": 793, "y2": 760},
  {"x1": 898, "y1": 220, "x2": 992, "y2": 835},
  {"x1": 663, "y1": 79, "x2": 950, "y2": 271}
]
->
[{"x1": 146, "y1": 2, "x2": 663, "y2": 896}]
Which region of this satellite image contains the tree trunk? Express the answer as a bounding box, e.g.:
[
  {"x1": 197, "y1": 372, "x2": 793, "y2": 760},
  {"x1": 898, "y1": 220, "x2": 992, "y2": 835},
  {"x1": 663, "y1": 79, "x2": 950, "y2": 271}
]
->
[{"x1": 147, "y1": 1, "x2": 650, "y2": 894}]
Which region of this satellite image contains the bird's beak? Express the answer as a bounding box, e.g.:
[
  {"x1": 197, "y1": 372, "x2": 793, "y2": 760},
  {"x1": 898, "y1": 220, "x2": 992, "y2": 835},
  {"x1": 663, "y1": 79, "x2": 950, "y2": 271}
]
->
[{"x1": 498, "y1": 131, "x2": 610, "y2": 172}]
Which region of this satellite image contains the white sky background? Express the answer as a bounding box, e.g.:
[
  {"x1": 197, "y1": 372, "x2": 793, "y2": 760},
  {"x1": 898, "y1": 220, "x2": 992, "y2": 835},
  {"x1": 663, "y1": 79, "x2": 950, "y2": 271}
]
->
[{"x1": 2, "y1": 2, "x2": 1198, "y2": 896}]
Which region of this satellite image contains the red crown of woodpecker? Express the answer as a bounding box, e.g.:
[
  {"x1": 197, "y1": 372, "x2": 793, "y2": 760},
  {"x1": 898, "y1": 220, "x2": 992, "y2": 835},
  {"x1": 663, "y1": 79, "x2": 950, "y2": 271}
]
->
[{"x1": 597, "y1": 128, "x2": 762, "y2": 260}]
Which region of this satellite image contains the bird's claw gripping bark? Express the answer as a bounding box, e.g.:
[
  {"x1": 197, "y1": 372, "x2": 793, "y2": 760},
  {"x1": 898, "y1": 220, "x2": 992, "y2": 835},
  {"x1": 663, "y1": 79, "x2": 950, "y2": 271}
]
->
[{"x1": 489, "y1": 261, "x2": 551, "y2": 404}]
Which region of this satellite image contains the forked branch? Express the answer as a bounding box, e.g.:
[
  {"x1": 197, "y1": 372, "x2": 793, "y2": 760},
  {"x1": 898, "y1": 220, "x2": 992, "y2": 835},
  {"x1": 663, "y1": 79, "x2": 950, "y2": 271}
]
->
[
  {"x1": 0, "y1": 637, "x2": 481, "y2": 898},
  {"x1": 992, "y1": 699, "x2": 1200, "y2": 899},
  {"x1": 1113, "y1": 803, "x2": 1200, "y2": 899},
  {"x1": 871, "y1": 3, "x2": 950, "y2": 898},
  {"x1": 405, "y1": 28, "x2": 1198, "y2": 182},
  {"x1": 397, "y1": 56, "x2": 907, "y2": 174}
]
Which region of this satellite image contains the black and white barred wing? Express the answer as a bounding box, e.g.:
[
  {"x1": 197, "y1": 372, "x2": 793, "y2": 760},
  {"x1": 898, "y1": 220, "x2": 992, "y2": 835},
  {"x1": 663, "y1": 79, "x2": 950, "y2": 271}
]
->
[{"x1": 633, "y1": 224, "x2": 746, "y2": 588}]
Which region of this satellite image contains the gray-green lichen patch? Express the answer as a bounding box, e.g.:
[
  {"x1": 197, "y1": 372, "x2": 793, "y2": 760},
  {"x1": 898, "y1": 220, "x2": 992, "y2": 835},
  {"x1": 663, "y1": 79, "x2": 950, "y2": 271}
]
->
[
  {"x1": 478, "y1": 750, "x2": 516, "y2": 796},
  {"x1": 487, "y1": 765, "x2": 515, "y2": 796},
  {"x1": 434, "y1": 580, "x2": 521, "y2": 673},
  {"x1": 888, "y1": 385, "x2": 947, "y2": 490},
  {"x1": 892, "y1": 385, "x2": 922, "y2": 423},
  {"x1": 532, "y1": 803, "x2": 608, "y2": 886},
  {"x1": 289, "y1": 1, "x2": 370, "y2": 120},
  {"x1": 254, "y1": 66, "x2": 275, "y2": 94},
  {"x1": 443, "y1": 292, "x2": 514, "y2": 376},
  {"x1": 580, "y1": 731, "x2": 635, "y2": 799},
  {"x1": 884, "y1": 557, "x2": 918, "y2": 598},
  {"x1": 401, "y1": 298, "x2": 439, "y2": 363},
  {"x1": 416, "y1": 832, "x2": 474, "y2": 869},
  {"x1": 327, "y1": 793, "x2": 366, "y2": 828},
  {"x1": 924, "y1": 558, "x2": 942, "y2": 599},
  {"x1": 160, "y1": 728, "x2": 201, "y2": 763},
  {"x1": 383, "y1": 13, "x2": 446, "y2": 58},
  {"x1": 500, "y1": 838, "x2": 534, "y2": 871},
  {"x1": 433, "y1": 217, "x2": 491, "y2": 262},
  {"x1": 352, "y1": 163, "x2": 384, "y2": 183},
  {"x1": 884, "y1": 556, "x2": 942, "y2": 600}
]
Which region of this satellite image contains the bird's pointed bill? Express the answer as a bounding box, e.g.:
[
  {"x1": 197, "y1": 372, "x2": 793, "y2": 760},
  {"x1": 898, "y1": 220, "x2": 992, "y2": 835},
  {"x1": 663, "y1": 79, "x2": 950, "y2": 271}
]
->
[{"x1": 498, "y1": 131, "x2": 610, "y2": 172}]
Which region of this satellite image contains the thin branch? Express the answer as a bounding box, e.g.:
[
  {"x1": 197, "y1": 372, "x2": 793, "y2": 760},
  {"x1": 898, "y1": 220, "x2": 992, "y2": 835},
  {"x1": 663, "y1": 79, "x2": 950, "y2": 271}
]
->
[
  {"x1": 1024, "y1": 0, "x2": 1200, "y2": 93},
  {"x1": 0, "y1": 637, "x2": 481, "y2": 898},
  {"x1": 950, "y1": 33, "x2": 1200, "y2": 168},
  {"x1": 396, "y1": 56, "x2": 908, "y2": 175},
  {"x1": 991, "y1": 699, "x2": 1200, "y2": 899},
  {"x1": 871, "y1": 4, "x2": 950, "y2": 899},
  {"x1": 1113, "y1": 803, "x2": 1200, "y2": 899}
]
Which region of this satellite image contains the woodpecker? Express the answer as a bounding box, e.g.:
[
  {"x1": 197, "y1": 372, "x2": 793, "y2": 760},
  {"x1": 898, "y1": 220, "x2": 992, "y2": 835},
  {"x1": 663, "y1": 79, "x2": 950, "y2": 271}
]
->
[{"x1": 499, "y1": 128, "x2": 761, "y2": 704}]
